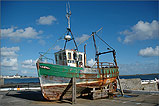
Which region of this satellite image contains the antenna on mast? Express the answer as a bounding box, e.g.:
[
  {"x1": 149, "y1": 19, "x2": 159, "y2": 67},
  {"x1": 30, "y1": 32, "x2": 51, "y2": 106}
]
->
[
  {"x1": 66, "y1": 2, "x2": 71, "y2": 29},
  {"x1": 64, "y1": 2, "x2": 78, "y2": 51},
  {"x1": 66, "y1": 3, "x2": 68, "y2": 13}
]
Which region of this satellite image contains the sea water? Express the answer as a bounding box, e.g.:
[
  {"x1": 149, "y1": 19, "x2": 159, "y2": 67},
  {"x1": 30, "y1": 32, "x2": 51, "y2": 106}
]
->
[
  {"x1": 119, "y1": 74, "x2": 159, "y2": 80},
  {"x1": 4, "y1": 78, "x2": 39, "y2": 84},
  {"x1": 4, "y1": 74, "x2": 159, "y2": 84}
]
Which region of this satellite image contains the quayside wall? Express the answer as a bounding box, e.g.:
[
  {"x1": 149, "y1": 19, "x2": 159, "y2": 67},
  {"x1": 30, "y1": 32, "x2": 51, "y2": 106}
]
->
[{"x1": 117, "y1": 78, "x2": 158, "y2": 91}]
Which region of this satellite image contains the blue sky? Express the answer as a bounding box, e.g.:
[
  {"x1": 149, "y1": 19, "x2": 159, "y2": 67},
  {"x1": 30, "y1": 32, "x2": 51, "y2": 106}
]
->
[{"x1": 1, "y1": 1, "x2": 159, "y2": 76}]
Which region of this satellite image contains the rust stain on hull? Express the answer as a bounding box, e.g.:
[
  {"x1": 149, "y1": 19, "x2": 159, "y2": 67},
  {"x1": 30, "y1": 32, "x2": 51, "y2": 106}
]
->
[{"x1": 41, "y1": 77, "x2": 117, "y2": 100}]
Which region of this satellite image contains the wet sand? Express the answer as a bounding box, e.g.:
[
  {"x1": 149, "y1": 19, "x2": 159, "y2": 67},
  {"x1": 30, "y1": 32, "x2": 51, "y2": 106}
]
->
[{"x1": 0, "y1": 90, "x2": 158, "y2": 106}]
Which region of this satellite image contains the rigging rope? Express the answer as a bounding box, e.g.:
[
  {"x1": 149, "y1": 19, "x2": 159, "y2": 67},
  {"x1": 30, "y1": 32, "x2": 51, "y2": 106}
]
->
[
  {"x1": 75, "y1": 34, "x2": 92, "y2": 48},
  {"x1": 38, "y1": 31, "x2": 68, "y2": 59},
  {"x1": 95, "y1": 33, "x2": 114, "y2": 50},
  {"x1": 74, "y1": 27, "x2": 103, "y2": 49}
]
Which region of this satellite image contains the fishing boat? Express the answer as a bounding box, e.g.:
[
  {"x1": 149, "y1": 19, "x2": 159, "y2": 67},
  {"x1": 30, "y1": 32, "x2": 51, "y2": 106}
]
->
[{"x1": 36, "y1": 3, "x2": 119, "y2": 100}]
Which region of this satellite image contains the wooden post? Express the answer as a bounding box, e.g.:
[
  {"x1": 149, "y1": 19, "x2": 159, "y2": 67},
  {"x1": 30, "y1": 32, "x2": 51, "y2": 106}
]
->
[
  {"x1": 72, "y1": 77, "x2": 76, "y2": 104},
  {"x1": 0, "y1": 78, "x2": 4, "y2": 86},
  {"x1": 117, "y1": 76, "x2": 124, "y2": 96},
  {"x1": 84, "y1": 44, "x2": 87, "y2": 67}
]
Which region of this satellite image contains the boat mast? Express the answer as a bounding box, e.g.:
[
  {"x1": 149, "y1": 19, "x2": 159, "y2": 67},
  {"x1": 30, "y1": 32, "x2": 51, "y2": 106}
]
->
[
  {"x1": 94, "y1": 33, "x2": 118, "y2": 68},
  {"x1": 64, "y1": 2, "x2": 78, "y2": 51},
  {"x1": 92, "y1": 32, "x2": 100, "y2": 69},
  {"x1": 84, "y1": 44, "x2": 87, "y2": 67}
]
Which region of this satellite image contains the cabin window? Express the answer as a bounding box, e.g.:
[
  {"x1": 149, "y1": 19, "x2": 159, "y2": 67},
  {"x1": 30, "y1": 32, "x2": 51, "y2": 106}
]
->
[
  {"x1": 55, "y1": 54, "x2": 57, "y2": 62},
  {"x1": 68, "y1": 52, "x2": 71, "y2": 59},
  {"x1": 63, "y1": 52, "x2": 66, "y2": 60},
  {"x1": 59, "y1": 53, "x2": 62, "y2": 60},
  {"x1": 72, "y1": 60, "x2": 75, "y2": 63},
  {"x1": 79, "y1": 54, "x2": 82, "y2": 61},
  {"x1": 73, "y1": 52, "x2": 77, "y2": 60},
  {"x1": 68, "y1": 60, "x2": 76, "y2": 63}
]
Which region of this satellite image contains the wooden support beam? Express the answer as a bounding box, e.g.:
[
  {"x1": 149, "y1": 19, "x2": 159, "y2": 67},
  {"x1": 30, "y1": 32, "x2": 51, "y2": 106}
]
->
[
  {"x1": 72, "y1": 77, "x2": 76, "y2": 104},
  {"x1": 91, "y1": 87, "x2": 108, "y2": 100},
  {"x1": 117, "y1": 76, "x2": 124, "y2": 96},
  {"x1": 60, "y1": 79, "x2": 72, "y2": 100}
]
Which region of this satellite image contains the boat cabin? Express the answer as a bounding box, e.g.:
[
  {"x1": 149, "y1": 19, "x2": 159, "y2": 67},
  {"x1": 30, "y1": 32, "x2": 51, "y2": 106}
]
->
[{"x1": 54, "y1": 49, "x2": 85, "y2": 67}]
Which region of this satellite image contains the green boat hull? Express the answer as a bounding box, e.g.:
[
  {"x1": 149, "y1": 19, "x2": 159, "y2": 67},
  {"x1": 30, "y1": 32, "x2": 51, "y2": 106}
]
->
[
  {"x1": 37, "y1": 62, "x2": 119, "y2": 79},
  {"x1": 36, "y1": 62, "x2": 119, "y2": 100}
]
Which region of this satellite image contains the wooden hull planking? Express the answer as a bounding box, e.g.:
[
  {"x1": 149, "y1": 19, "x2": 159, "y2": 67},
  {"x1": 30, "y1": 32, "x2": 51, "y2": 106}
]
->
[{"x1": 37, "y1": 62, "x2": 119, "y2": 100}]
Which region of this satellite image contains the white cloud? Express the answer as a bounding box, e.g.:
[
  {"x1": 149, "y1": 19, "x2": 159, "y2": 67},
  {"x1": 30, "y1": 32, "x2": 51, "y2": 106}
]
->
[
  {"x1": 120, "y1": 20, "x2": 159, "y2": 43},
  {"x1": 1, "y1": 27, "x2": 42, "y2": 41},
  {"x1": 87, "y1": 59, "x2": 96, "y2": 67},
  {"x1": 21, "y1": 70, "x2": 28, "y2": 74},
  {"x1": 27, "y1": 40, "x2": 32, "y2": 43},
  {"x1": 1, "y1": 46, "x2": 20, "y2": 57},
  {"x1": 119, "y1": 62, "x2": 159, "y2": 75},
  {"x1": 37, "y1": 15, "x2": 57, "y2": 25},
  {"x1": 53, "y1": 45, "x2": 62, "y2": 51},
  {"x1": 138, "y1": 46, "x2": 159, "y2": 57},
  {"x1": 117, "y1": 37, "x2": 122, "y2": 42},
  {"x1": 19, "y1": 70, "x2": 37, "y2": 77},
  {"x1": 38, "y1": 39, "x2": 46, "y2": 46},
  {"x1": 1, "y1": 46, "x2": 20, "y2": 71},
  {"x1": 21, "y1": 59, "x2": 36, "y2": 69},
  {"x1": 1, "y1": 58, "x2": 18, "y2": 70},
  {"x1": 76, "y1": 34, "x2": 90, "y2": 43}
]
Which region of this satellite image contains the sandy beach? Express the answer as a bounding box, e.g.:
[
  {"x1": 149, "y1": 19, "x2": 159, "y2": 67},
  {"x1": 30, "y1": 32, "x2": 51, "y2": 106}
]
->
[{"x1": 0, "y1": 89, "x2": 158, "y2": 106}]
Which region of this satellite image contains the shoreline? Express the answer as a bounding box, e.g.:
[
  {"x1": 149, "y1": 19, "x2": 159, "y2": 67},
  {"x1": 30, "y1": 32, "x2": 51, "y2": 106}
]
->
[
  {"x1": 1, "y1": 73, "x2": 159, "y2": 79},
  {"x1": 1, "y1": 77, "x2": 38, "y2": 79},
  {"x1": 119, "y1": 73, "x2": 159, "y2": 76}
]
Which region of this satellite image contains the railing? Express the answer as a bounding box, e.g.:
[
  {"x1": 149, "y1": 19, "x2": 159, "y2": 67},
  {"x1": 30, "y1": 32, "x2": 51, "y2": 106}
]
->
[{"x1": 92, "y1": 62, "x2": 116, "y2": 68}]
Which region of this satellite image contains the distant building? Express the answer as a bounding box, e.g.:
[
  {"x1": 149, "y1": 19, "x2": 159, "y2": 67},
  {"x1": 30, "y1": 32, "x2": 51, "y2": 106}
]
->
[{"x1": 1, "y1": 75, "x2": 21, "y2": 78}]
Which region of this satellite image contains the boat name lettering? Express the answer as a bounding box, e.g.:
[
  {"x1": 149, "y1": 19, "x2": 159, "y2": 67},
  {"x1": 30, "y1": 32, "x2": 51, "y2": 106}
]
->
[{"x1": 40, "y1": 66, "x2": 50, "y2": 70}]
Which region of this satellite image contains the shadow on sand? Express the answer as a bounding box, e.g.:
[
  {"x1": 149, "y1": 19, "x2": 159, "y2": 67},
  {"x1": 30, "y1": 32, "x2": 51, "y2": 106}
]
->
[
  {"x1": 6, "y1": 90, "x2": 45, "y2": 101},
  {"x1": 5, "y1": 90, "x2": 73, "y2": 104}
]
